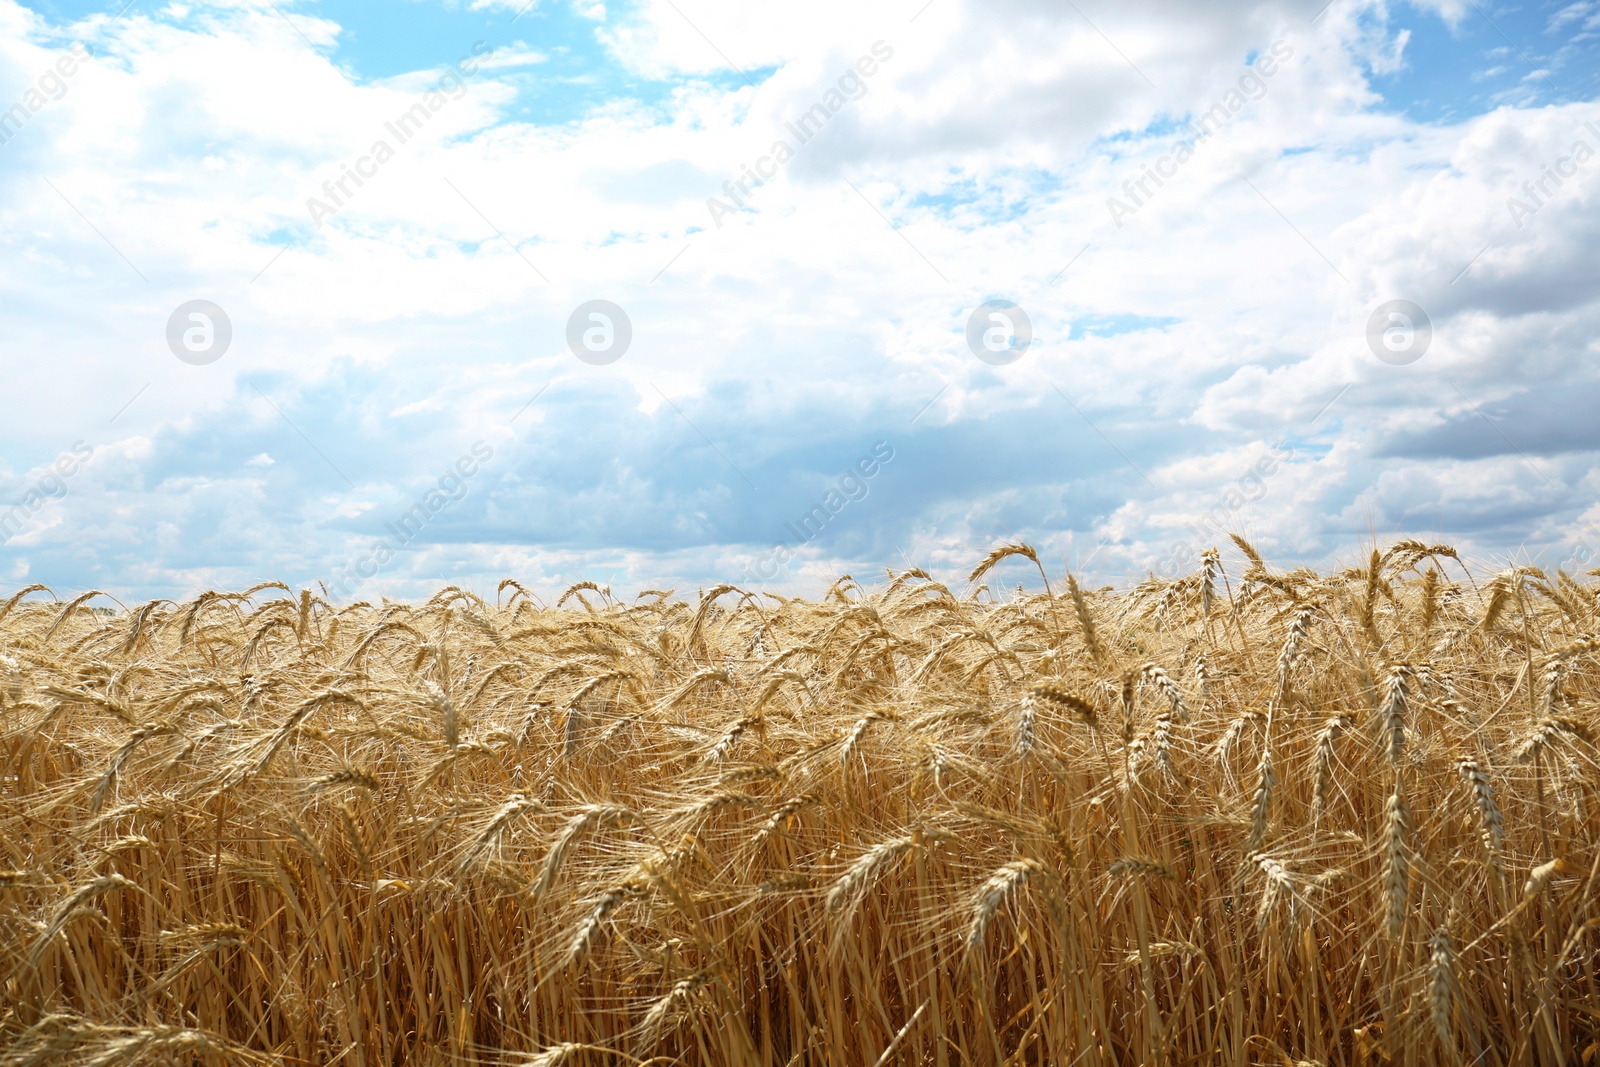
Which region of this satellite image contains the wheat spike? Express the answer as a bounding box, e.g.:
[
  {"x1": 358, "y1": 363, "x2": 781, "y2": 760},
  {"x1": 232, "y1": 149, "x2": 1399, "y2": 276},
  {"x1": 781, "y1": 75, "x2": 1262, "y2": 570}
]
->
[
  {"x1": 1065, "y1": 573, "x2": 1107, "y2": 667},
  {"x1": 1428, "y1": 927, "x2": 1456, "y2": 1047},
  {"x1": 827, "y1": 837, "x2": 914, "y2": 920},
  {"x1": 1307, "y1": 714, "x2": 1350, "y2": 822},
  {"x1": 1383, "y1": 785, "x2": 1410, "y2": 940},
  {"x1": 966, "y1": 858, "x2": 1046, "y2": 961},
  {"x1": 1456, "y1": 759, "x2": 1503, "y2": 862},
  {"x1": 1250, "y1": 852, "x2": 1299, "y2": 935},
  {"x1": 1380, "y1": 665, "x2": 1412, "y2": 765},
  {"x1": 567, "y1": 886, "x2": 629, "y2": 969},
  {"x1": 1247, "y1": 749, "x2": 1276, "y2": 851},
  {"x1": 968, "y1": 542, "x2": 1041, "y2": 586}
]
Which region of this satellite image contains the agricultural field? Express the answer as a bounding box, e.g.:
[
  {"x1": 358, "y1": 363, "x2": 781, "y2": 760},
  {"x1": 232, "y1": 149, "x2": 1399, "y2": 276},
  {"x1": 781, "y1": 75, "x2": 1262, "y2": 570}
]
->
[{"x1": 2, "y1": 540, "x2": 1597, "y2": 1065}]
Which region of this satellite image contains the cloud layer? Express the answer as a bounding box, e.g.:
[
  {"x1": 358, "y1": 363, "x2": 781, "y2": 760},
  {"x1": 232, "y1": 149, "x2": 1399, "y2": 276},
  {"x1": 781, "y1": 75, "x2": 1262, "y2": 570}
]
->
[{"x1": 2, "y1": 0, "x2": 1597, "y2": 599}]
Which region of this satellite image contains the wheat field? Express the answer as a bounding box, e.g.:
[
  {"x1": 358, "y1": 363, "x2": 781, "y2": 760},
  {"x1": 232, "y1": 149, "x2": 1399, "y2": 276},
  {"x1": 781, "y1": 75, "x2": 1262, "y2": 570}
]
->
[{"x1": 1, "y1": 540, "x2": 1597, "y2": 1065}]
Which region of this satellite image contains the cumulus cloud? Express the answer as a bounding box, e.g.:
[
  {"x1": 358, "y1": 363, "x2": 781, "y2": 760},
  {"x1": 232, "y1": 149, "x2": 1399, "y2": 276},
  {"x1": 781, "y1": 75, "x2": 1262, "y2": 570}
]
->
[{"x1": 0, "y1": 0, "x2": 1596, "y2": 599}]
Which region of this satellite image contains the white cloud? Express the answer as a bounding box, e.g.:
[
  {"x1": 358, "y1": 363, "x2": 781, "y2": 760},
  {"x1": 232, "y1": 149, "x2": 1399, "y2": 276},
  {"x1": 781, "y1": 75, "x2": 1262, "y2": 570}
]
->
[{"x1": 0, "y1": 0, "x2": 1596, "y2": 599}]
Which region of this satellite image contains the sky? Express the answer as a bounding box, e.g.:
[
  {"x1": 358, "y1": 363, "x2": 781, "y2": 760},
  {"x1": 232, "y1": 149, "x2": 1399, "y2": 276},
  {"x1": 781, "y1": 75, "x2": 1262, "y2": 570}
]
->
[{"x1": 1, "y1": 0, "x2": 1598, "y2": 602}]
